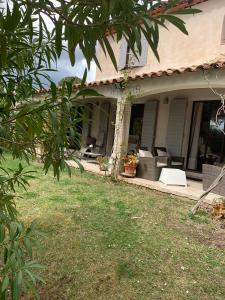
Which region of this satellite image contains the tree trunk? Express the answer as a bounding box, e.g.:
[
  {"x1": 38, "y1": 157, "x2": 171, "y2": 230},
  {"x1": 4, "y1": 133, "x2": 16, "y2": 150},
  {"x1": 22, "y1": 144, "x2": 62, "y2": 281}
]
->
[{"x1": 111, "y1": 93, "x2": 131, "y2": 180}]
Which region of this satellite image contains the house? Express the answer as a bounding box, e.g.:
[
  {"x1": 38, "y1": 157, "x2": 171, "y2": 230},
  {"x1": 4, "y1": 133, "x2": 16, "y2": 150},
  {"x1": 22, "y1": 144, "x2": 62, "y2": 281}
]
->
[{"x1": 76, "y1": 0, "x2": 225, "y2": 184}]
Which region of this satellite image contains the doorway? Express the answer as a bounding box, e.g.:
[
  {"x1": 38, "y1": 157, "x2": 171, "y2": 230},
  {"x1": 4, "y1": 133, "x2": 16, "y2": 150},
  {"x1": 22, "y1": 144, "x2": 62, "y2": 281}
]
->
[
  {"x1": 188, "y1": 100, "x2": 225, "y2": 172},
  {"x1": 128, "y1": 104, "x2": 144, "y2": 152},
  {"x1": 129, "y1": 104, "x2": 144, "y2": 138}
]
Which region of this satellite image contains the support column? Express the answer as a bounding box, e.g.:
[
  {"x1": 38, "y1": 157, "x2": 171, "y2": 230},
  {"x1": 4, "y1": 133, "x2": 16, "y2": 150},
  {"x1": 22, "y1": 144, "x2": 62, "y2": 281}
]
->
[
  {"x1": 106, "y1": 102, "x2": 117, "y2": 156},
  {"x1": 111, "y1": 92, "x2": 132, "y2": 179},
  {"x1": 81, "y1": 104, "x2": 91, "y2": 146}
]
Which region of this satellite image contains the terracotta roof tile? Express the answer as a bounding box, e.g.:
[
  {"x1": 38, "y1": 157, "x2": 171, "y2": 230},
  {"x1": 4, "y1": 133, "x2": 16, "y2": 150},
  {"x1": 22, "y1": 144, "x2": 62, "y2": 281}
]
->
[
  {"x1": 150, "y1": 0, "x2": 208, "y2": 15},
  {"x1": 106, "y1": 0, "x2": 208, "y2": 36},
  {"x1": 70, "y1": 60, "x2": 225, "y2": 90}
]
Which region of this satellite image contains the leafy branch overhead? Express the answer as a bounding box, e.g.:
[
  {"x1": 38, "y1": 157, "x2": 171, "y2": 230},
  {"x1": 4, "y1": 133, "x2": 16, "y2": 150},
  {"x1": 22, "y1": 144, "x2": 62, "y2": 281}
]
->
[
  {"x1": 0, "y1": 0, "x2": 201, "y2": 177},
  {"x1": 14, "y1": 0, "x2": 201, "y2": 70},
  {"x1": 0, "y1": 1, "x2": 200, "y2": 298}
]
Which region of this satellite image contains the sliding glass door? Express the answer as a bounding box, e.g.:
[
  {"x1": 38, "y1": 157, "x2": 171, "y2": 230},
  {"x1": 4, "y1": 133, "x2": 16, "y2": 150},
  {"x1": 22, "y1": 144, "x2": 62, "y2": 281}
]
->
[{"x1": 188, "y1": 100, "x2": 225, "y2": 171}]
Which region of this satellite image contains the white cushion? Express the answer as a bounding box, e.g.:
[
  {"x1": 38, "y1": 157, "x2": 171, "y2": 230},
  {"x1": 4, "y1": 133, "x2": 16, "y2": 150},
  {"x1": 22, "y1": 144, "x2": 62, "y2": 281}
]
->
[
  {"x1": 157, "y1": 149, "x2": 168, "y2": 157},
  {"x1": 139, "y1": 149, "x2": 153, "y2": 158},
  {"x1": 157, "y1": 162, "x2": 168, "y2": 167},
  {"x1": 171, "y1": 161, "x2": 183, "y2": 166}
]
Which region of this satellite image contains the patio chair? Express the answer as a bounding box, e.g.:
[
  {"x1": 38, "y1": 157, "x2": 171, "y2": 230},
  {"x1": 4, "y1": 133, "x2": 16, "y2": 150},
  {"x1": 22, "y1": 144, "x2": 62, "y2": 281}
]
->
[
  {"x1": 137, "y1": 155, "x2": 169, "y2": 181},
  {"x1": 153, "y1": 147, "x2": 185, "y2": 170},
  {"x1": 203, "y1": 164, "x2": 225, "y2": 196},
  {"x1": 79, "y1": 131, "x2": 106, "y2": 159}
]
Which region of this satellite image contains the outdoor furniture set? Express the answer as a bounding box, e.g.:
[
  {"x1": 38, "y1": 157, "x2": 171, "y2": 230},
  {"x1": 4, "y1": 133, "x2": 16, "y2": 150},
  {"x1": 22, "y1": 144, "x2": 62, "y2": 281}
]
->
[
  {"x1": 136, "y1": 147, "x2": 185, "y2": 182},
  {"x1": 79, "y1": 136, "x2": 225, "y2": 194},
  {"x1": 79, "y1": 132, "x2": 105, "y2": 161},
  {"x1": 79, "y1": 136, "x2": 188, "y2": 187}
]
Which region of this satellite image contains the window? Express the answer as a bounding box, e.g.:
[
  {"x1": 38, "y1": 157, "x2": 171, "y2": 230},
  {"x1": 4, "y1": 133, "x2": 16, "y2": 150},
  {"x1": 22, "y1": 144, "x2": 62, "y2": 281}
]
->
[
  {"x1": 118, "y1": 36, "x2": 148, "y2": 70},
  {"x1": 126, "y1": 45, "x2": 142, "y2": 68}
]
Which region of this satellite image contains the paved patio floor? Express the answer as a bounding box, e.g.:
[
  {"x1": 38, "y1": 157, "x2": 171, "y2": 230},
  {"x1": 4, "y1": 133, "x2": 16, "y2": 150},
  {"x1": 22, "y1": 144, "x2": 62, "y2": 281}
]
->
[{"x1": 66, "y1": 159, "x2": 221, "y2": 203}]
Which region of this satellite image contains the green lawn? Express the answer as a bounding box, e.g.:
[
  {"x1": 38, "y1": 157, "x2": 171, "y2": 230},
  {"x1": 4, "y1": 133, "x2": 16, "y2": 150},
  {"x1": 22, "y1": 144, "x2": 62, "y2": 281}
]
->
[{"x1": 5, "y1": 158, "x2": 225, "y2": 299}]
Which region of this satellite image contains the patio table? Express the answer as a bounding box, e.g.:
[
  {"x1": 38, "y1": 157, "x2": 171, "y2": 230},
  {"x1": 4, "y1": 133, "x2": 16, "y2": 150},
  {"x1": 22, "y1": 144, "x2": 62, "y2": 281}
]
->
[{"x1": 159, "y1": 168, "x2": 187, "y2": 187}]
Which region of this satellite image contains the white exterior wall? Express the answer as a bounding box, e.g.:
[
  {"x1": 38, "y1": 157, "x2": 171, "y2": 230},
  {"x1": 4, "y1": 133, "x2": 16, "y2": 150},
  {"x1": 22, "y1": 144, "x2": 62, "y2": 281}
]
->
[
  {"x1": 95, "y1": 0, "x2": 225, "y2": 81},
  {"x1": 90, "y1": 103, "x2": 100, "y2": 139}
]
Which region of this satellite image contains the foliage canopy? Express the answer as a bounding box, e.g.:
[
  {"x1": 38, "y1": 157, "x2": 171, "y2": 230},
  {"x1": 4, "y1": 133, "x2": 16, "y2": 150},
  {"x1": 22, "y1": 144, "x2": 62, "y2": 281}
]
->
[{"x1": 0, "y1": 0, "x2": 200, "y2": 298}]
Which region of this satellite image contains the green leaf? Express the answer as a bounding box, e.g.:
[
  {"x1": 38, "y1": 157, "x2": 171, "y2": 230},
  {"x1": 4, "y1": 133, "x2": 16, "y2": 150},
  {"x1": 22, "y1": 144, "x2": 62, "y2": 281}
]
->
[
  {"x1": 70, "y1": 158, "x2": 84, "y2": 173},
  {"x1": 102, "y1": 36, "x2": 118, "y2": 71},
  {"x1": 55, "y1": 19, "x2": 63, "y2": 57},
  {"x1": 17, "y1": 271, "x2": 23, "y2": 287},
  {"x1": 172, "y1": 9, "x2": 202, "y2": 15},
  {"x1": 69, "y1": 46, "x2": 76, "y2": 66},
  {"x1": 51, "y1": 81, "x2": 57, "y2": 100},
  {"x1": 24, "y1": 270, "x2": 36, "y2": 285},
  {"x1": 66, "y1": 81, "x2": 72, "y2": 97},
  {"x1": 11, "y1": 2, "x2": 21, "y2": 31},
  {"x1": 38, "y1": 14, "x2": 43, "y2": 47},
  {"x1": 1, "y1": 275, "x2": 9, "y2": 292},
  {"x1": 9, "y1": 222, "x2": 18, "y2": 240},
  {"x1": 0, "y1": 35, "x2": 7, "y2": 68},
  {"x1": 12, "y1": 274, "x2": 19, "y2": 300},
  {"x1": 24, "y1": 237, "x2": 33, "y2": 258},
  {"x1": 142, "y1": 30, "x2": 159, "y2": 62},
  {"x1": 0, "y1": 224, "x2": 5, "y2": 243},
  {"x1": 161, "y1": 15, "x2": 188, "y2": 35},
  {"x1": 75, "y1": 88, "x2": 102, "y2": 98},
  {"x1": 81, "y1": 69, "x2": 87, "y2": 87}
]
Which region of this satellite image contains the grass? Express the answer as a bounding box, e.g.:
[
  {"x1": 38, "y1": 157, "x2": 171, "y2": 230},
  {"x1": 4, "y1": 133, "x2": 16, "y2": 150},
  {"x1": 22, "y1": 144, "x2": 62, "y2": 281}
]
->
[{"x1": 3, "y1": 157, "x2": 225, "y2": 299}]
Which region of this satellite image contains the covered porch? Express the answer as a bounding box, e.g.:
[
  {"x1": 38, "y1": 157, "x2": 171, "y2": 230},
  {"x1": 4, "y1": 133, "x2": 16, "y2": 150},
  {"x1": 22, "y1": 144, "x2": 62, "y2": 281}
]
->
[
  {"x1": 129, "y1": 87, "x2": 225, "y2": 173},
  {"x1": 77, "y1": 61, "x2": 225, "y2": 199},
  {"x1": 114, "y1": 63, "x2": 225, "y2": 198},
  {"x1": 69, "y1": 96, "x2": 117, "y2": 156},
  {"x1": 66, "y1": 159, "x2": 220, "y2": 202}
]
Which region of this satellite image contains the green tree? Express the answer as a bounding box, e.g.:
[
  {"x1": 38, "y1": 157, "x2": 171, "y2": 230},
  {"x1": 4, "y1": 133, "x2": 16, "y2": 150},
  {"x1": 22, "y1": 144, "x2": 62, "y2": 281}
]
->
[
  {"x1": 0, "y1": 0, "x2": 200, "y2": 298},
  {"x1": 58, "y1": 76, "x2": 82, "y2": 86}
]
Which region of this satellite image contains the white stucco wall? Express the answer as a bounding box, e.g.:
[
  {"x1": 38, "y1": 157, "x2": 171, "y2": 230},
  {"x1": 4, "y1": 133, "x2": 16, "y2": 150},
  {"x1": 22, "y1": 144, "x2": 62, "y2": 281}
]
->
[
  {"x1": 90, "y1": 103, "x2": 100, "y2": 139},
  {"x1": 95, "y1": 0, "x2": 225, "y2": 81}
]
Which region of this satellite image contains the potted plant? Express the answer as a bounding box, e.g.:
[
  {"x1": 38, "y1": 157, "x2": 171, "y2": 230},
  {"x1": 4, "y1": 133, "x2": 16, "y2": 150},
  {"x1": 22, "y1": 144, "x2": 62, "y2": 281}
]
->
[
  {"x1": 97, "y1": 156, "x2": 109, "y2": 171},
  {"x1": 122, "y1": 153, "x2": 139, "y2": 176}
]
